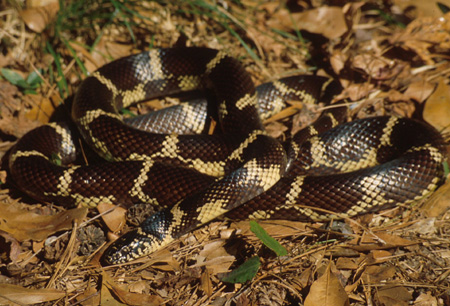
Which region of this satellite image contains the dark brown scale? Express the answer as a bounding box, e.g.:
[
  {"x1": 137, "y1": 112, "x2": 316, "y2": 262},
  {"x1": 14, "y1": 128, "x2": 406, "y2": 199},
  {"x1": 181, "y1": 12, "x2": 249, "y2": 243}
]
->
[
  {"x1": 137, "y1": 163, "x2": 215, "y2": 208},
  {"x1": 8, "y1": 123, "x2": 77, "y2": 205},
  {"x1": 206, "y1": 55, "x2": 262, "y2": 135},
  {"x1": 10, "y1": 155, "x2": 63, "y2": 202}
]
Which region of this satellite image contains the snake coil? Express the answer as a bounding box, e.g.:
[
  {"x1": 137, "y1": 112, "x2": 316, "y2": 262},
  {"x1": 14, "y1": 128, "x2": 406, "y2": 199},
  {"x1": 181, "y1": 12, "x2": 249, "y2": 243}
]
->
[{"x1": 8, "y1": 48, "x2": 446, "y2": 264}]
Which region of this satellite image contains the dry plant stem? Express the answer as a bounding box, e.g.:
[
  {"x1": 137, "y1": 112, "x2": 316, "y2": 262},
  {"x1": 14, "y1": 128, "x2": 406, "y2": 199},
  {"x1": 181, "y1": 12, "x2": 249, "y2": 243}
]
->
[{"x1": 46, "y1": 221, "x2": 79, "y2": 288}]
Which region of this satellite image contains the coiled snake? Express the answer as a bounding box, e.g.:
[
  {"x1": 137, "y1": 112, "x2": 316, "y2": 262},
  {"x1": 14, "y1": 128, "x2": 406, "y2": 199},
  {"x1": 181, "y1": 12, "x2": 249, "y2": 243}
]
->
[{"x1": 8, "y1": 48, "x2": 446, "y2": 264}]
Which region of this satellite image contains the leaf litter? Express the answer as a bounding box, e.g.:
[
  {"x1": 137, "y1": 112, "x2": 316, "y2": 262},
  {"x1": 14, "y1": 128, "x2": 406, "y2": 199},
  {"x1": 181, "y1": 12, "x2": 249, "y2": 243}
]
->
[{"x1": 0, "y1": 0, "x2": 450, "y2": 305}]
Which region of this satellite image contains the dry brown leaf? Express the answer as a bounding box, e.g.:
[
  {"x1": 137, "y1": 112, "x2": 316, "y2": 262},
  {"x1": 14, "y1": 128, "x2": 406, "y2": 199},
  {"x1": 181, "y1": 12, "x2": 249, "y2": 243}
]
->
[
  {"x1": 25, "y1": 94, "x2": 57, "y2": 124},
  {"x1": 193, "y1": 255, "x2": 235, "y2": 275},
  {"x1": 370, "y1": 250, "x2": 393, "y2": 263},
  {"x1": 265, "y1": 121, "x2": 288, "y2": 138},
  {"x1": 390, "y1": 12, "x2": 450, "y2": 65},
  {"x1": 102, "y1": 271, "x2": 163, "y2": 306},
  {"x1": 200, "y1": 269, "x2": 213, "y2": 297},
  {"x1": 295, "y1": 6, "x2": 347, "y2": 39},
  {"x1": 352, "y1": 54, "x2": 393, "y2": 80},
  {"x1": 258, "y1": 2, "x2": 281, "y2": 14},
  {"x1": 374, "y1": 285, "x2": 412, "y2": 305},
  {"x1": 0, "y1": 283, "x2": 65, "y2": 305},
  {"x1": 0, "y1": 202, "x2": 87, "y2": 241},
  {"x1": 388, "y1": 100, "x2": 415, "y2": 117},
  {"x1": 194, "y1": 241, "x2": 235, "y2": 274},
  {"x1": 362, "y1": 265, "x2": 396, "y2": 283},
  {"x1": 269, "y1": 6, "x2": 347, "y2": 39},
  {"x1": 414, "y1": 292, "x2": 439, "y2": 306},
  {"x1": 364, "y1": 232, "x2": 415, "y2": 246},
  {"x1": 420, "y1": 180, "x2": 450, "y2": 217},
  {"x1": 403, "y1": 80, "x2": 435, "y2": 103},
  {"x1": 335, "y1": 257, "x2": 358, "y2": 270},
  {"x1": 346, "y1": 232, "x2": 416, "y2": 252},
  {"x1": 97, "y1": 203, "x2": 126, "y2": 233},
  {"x1": 75, "y1": 285, "x2": 100, "y2": 306},
  {"x1": 405, "y1": 217, "x2": 437, "y2": 236},
  {"x1": 136, "y1": 248, "x2": 180, "y2": 272},
  {"x1": 198, "y1": 240, "x2": 227, "y2": 260},
  {"x1": 0, "y1": 231, "x2": 22, "y2": 262},
  {"x1": 330, "y1": 50, "x2": 347, "y2": 75},
  {"x1": 297, "y1": 267, "x2": 313, "y2": 288},
  {"x1": 304, "y1": 264, "x2": 349, "y2": 306},
  {"x1": 423, "y1": 79, "x2": 450, "y2": 131},
  {"x1": 20, "y1": 1, "x2": 59, "y2": 33},
  {"x1": 128, "y1": 281, "x2": 149, "y2": 294},
  {"x1": 100, "y1": 276, "x2": 128, "y2": 306},
  {"x1": 342, "y1": 82, "x2": 375, "y2": 101},
  {"x1": 85, "y1": 39, "x2": 135, "y2": 73},
  {"x1": 232, "y1": 219, "x2": 309, "y2": 238},
  {"x1": 0, "y1": 81, "x2": 42, "y2": 137},
  {"x1": 392, "y1": 0, "x2": 450, "y2": 18},
  {"x1": 67, "y1": 41, "x2": 99, "y2": 71},
  {"x1": 246, "y1": 25, "x2": 284, "y2": 58}
]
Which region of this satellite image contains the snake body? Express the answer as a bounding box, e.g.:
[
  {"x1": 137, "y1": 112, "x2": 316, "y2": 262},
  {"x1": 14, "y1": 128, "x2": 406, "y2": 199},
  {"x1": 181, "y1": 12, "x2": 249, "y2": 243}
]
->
[{"x1": 8, "y1": 48, "x2": 446, "y2": 265}]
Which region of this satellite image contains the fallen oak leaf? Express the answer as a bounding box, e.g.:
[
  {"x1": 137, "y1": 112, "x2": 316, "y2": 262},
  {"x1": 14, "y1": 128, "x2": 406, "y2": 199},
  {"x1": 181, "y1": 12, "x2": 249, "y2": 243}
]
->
[
  {"x1": 389, "y1": 12, "x2": 450, "y2": 65},
  {"x1": 269, "y1": 6, "x2": 347, "y2": 39},
  {"x1": 192, "y1": 255, "x2": 235, "y2": 275},
  {"x1": 423, "y1": 78, "x2": 450, "y2": 131},
  {"x1": 345, "y1": 232, "x2": 417, "y2": 252},
  {"x1": 20, "y1": 1, "x2": 60, "y2": 33},
  {"x1": 373, "y1": 285, "x2": 412, "y2": 305},
  {"x1": 97, "y1": 202, "x2": 126, "y2": 233},
  {"x1": 101, "y1": 271, "x2": 163, "y2": 306},
  {"x1": 361, "y1": 265, "x2": 396, "y2": 283},
  {"x1": 194, "y1": 240, "x2": 235, "y2": 275},
  {"x1": 25, "y1": 94, "x2": 59, "y2": 124},
  {"x1": 0, "y1": 202, "x2": 87, "y2": 241},
  {"x1": 403, "y1": 80, "x2": 435, "y2": 103},
  {"x1": 304, "y1": 264, "x2": 349, "y2": 306},
  {"x1": 420, "y1": 179, "x2": 450, "y2": 218},
  {"x1": 200, "y1": 269, "x2": 213, "y2": 296},
  {"x1": 414, "y1": 292, "x2": 439, "y2": 305},
  {"x1": 0, "y1": 231, "x2": 21, "y2": 262},
  {"x1": 0, "y1": 283, "x2": 65, "y2": 305}
]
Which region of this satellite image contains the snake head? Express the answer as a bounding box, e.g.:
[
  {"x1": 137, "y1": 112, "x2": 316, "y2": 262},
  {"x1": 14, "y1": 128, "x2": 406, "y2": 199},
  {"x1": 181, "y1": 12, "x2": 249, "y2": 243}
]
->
[
  {"x1": 101, "y1": 230, "x2": 147, "y2": 265},
  {"x1": 101, "y1": 211, "x2": 171, "y2": 265}
]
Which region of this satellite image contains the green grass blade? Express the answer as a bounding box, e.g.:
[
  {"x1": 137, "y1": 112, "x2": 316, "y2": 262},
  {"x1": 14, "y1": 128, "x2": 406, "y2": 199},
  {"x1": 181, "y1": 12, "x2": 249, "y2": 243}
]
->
[
  {"x1": 46, "y1": 42, "x2": 69, "y2": 98},
  {"x1": 250, "y1": 221, "x2": 288, "y2": 257},
  {"x1": 221, "y1": 256, "x2": 260, "y2": 283},
  {"x1": 443, "y1": 161, "x2": 449, "y2": 177},
  {"x1": 62, "y1": 38, "x2": 88, "y2": 77}
]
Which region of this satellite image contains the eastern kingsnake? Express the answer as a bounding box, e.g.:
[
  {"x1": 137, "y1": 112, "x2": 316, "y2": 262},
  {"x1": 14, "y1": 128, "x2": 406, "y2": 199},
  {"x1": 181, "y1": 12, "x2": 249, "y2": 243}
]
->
[{"x1": 8, "y1": 48, "x2": 446, "y2": 265}]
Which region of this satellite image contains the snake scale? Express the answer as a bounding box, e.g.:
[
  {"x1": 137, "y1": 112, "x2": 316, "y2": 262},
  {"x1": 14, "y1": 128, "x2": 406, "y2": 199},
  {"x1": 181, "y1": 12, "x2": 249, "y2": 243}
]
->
[{"x1": 8, "y1": 48, "x2": 446, "y2": 265}]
